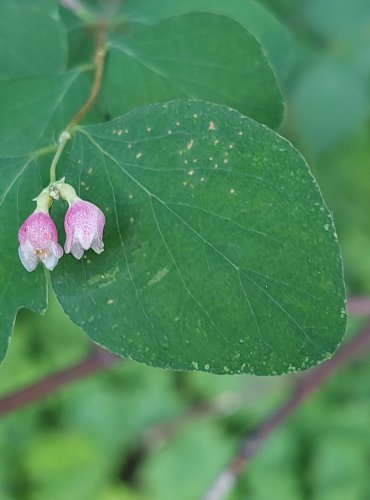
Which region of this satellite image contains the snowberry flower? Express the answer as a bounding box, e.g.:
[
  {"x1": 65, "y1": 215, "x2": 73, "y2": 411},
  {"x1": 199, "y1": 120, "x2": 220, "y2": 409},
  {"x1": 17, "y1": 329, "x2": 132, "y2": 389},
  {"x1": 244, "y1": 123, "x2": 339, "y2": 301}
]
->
[
  {"x1": 18, "y1": 192, "x2": 63, "y2": 272},
  {"x1": 61, "y1": 184, "x2": 105, "y2": 259}
]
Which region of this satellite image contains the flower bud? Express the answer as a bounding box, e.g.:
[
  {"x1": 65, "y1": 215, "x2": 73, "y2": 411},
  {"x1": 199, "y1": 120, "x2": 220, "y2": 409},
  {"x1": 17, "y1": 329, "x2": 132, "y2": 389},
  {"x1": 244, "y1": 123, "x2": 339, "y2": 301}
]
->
[{"x1": 64, "y1": 199, "x2": 106, "y2": 259}]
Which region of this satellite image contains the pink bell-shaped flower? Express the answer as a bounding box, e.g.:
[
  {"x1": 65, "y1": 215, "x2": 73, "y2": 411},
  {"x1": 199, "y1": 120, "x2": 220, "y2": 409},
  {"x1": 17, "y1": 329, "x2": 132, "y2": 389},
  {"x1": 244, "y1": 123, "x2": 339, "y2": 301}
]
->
[
  {"x1": 64, "y1": 199, "x2": 105, "y2": 259},
  {"x1": 18, "y1": 193, "x2": 63, "y2": 272}
]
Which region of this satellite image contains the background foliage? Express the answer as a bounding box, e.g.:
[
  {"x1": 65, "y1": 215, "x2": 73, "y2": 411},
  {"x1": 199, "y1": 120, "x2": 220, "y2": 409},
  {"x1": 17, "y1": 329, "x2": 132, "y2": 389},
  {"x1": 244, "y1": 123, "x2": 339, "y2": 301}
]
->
[{"x1": 0, "y1": 0, "x2": 370, "y2": 498}]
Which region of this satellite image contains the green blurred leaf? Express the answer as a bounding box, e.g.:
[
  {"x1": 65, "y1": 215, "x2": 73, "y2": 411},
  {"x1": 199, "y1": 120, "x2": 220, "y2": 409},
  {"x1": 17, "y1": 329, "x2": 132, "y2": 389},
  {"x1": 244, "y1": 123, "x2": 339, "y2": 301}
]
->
[
  {"x1": 0, "y1": 0, "x2": 67, "y2": 78},
  {"x1": 24, "y1": 431, "x2": 106, "y2": 500},
  {"x1": 310, "y1": 435, "x2": 368, "y2": 500},
  {"x1": 104, "y1": 13, "x2": 283, "y2": 128},
  {"x1": 312, "y1": 134, "x2": 370, "y2": 291},
  {"x1": 290, "y1": 60, "x2": 368, "y2": 153},
  {"x1": 120, "y1": 0, "x2": 291, "y2": 83},
  {"x1": 235, "y1": 429, "x2": 302, "y2": 500},
  {"x1": 303, "y1": 0, "x2": 370, "y2": 43},
  {"x1": 139, "y1": 422, "x2": 232, "y2": 500},
  {"x1": 62, "y1": 363, "x2": 183, "y2": 455},
  {"x1": 51, "y1": 100, "x2": 346, "y2": 375}
]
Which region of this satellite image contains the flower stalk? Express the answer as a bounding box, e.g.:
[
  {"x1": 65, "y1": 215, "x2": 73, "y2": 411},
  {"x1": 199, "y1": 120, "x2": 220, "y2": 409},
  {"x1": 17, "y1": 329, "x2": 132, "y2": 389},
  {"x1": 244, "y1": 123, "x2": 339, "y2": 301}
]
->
[
  {"x1": 49, "y1": 131, "x2": 71, "y2": 184},
  {"x1": 17, "y1": 22, "x2": 109, "y2": 272}
]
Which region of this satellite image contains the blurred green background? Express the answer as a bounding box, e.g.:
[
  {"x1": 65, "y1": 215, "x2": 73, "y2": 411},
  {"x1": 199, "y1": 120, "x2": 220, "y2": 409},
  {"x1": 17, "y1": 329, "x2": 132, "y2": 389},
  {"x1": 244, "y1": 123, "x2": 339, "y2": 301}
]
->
[{"x1": 1, "y1": 1, "x2": 370, "y2": 498}]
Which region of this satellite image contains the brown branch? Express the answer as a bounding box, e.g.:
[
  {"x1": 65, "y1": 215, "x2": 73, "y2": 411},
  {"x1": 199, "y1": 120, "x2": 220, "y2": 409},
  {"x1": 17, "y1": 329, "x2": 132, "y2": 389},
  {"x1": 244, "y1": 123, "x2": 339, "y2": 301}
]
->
[
  {"x1": 203, "y1": 320, "x2": 370, "y2": 500},
  {"x1": 67, "y1": 23, "x2": 106, "y2": 130},
  {"x1": 0, "y1": 346, "x2": 120, "y2": 416}
]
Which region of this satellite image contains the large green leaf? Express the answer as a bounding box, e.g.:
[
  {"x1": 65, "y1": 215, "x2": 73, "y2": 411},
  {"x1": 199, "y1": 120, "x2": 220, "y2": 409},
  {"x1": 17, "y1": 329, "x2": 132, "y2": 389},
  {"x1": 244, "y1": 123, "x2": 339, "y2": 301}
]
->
[
  {"x1": 0, "y1": 0, "x2": 67, "y2": 78},
  {"x1": 120, "y1": 0, "x2": 291, "y2": 83},
  {"x1": 0, "y1": 70, "x2": 93, "y2": 157},
  {"x1": 0, "y1": 157, "x2": 48, "y2": 362},
  {"x1": 51, "y1": 100, "x2": 346, "y2": 375},
  {"x1": 104, "y1": 13, "x2": 283, "y2": 129}
]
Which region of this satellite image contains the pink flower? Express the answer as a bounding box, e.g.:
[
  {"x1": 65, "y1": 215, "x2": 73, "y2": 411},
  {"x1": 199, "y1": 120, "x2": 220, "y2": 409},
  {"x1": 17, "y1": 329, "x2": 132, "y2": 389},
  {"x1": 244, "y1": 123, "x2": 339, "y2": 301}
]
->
[
  {"x1": 18, "y1": 212, "x2": 63, "y2": 272},
  {"x1": 64, "y1": 200, "x2": 105, "y2": 259}
]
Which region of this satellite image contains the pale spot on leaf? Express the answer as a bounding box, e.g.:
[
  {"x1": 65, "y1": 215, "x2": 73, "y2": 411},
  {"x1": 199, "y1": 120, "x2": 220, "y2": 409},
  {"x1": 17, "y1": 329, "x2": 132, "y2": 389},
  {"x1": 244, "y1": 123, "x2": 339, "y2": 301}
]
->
[{"x1": 148, "y1": 267, "x2": 170, "y2": 286}]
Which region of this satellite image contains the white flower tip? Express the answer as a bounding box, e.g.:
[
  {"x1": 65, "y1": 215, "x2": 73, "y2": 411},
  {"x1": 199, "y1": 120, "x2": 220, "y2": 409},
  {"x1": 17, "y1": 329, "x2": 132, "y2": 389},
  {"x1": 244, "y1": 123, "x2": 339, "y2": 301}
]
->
[
  {"x1": 70, "y1": 241, "x2": 85, "y2": 259},
  {"x1": 18, "y1": 244, "x2": 38, "y2": 272},
  {"x1": 91, "y1": 239, "x2": 104, "y2": 254}
]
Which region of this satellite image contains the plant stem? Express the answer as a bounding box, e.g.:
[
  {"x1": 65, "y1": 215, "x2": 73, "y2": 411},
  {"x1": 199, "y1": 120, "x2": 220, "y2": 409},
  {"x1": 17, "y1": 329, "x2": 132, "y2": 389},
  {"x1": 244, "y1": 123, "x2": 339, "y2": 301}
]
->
[
  {"x1": 48, "y1": 23, "x2": 107, "y2": 183},
  {"x1": 67, "y1": 23, "x2": 106, "y2": 130},
  {"x1": 49, "y1": 130, "x2": 71, "y2": 183}
]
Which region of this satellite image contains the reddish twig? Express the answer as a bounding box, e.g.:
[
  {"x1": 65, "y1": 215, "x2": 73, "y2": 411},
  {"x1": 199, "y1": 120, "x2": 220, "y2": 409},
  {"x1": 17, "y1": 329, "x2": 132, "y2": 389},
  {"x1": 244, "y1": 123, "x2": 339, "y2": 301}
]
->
[
  {"x1": 347, "y1": 296, "x2": 370, "y2": 316},
  {"x1": 0, "y1": 346, "x2": 119, "y2": 416},
  {"x1": 67, "y1": 23, "x2": 106, "y2": 129},
  {"x1": 203, "y1": 319, "x2": 370, "y2": 500}
]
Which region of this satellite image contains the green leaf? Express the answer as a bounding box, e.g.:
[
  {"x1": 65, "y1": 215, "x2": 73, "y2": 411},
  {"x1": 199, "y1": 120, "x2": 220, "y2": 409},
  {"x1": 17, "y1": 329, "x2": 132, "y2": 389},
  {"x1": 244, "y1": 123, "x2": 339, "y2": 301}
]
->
[
  {"x1": 139, "y1": 421, "x2": 233, "y2": 500},
  {"x1": 51, "y1": 100, "x2": 346, "y2": 375},
  {"x1": 0, "y1": 0, "x2": 67, "y2": 78},
  {"x1": 0, "y1": 157, "x2": 47, "y2": 362},
  {"x1": 120, "y1": 0, "x2": 291, "y2": 83},
  {"x1": 104, "y1": 13, "x2": 283, "y2": 128},
  {"x1": 0, "y1": 70, "x2": 92, "y2": 157},
  {"x1": 303, "y1": 0, "x2": 370, "y2": 43},
  {"x1": 59, "y1": 7, "x2": 96, "y2": 69},
  {"x1": 291, "y1": 59, "x2": 368, "y2": 153}
]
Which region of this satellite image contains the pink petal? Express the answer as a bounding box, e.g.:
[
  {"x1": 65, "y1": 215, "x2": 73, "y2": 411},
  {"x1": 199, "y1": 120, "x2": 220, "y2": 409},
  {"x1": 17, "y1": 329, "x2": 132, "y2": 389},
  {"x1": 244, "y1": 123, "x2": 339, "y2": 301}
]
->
[{"x1": 64, "y1": 200, "x2": 106, "y2": 259}]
